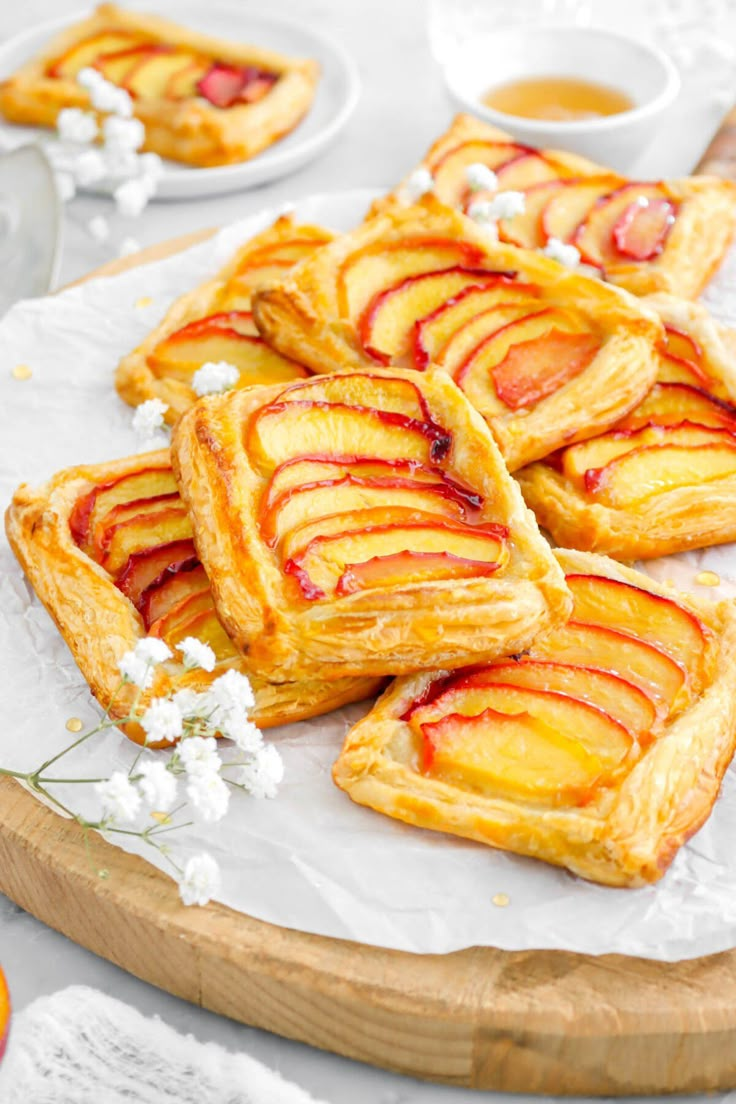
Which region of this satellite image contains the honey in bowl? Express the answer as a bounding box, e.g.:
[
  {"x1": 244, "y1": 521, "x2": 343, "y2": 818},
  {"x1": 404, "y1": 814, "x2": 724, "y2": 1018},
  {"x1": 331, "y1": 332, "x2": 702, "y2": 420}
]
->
[{"x1": 482, "y1": 76, "x2": 635, "y2": 122}]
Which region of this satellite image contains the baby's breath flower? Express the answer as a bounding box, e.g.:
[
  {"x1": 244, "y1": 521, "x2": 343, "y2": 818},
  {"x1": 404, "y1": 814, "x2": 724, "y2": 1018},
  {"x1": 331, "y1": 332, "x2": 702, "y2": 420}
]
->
[
  {"x1": 55, "y1": 172, "x2": 76, "y2": 203},
  {"x1": 75, "y1": 151, "x2": 107, "y2": 187},
  {"x1": 192, "y1": 361, "x2": 240, "y2": 397},
  {"x1": 118, "y1": 650, "x2": 153, "y2": 690},
  {"x1": 114, "y1": 177, "x2": 150, "y2": 218},
  {"x1": 118, "y1": 237, "x2": 142, "y2": 258},
  {"x1": 179, "y1": 735, "x2": 221, "y2": 777},
  {"x1": 87, "y1": 214, "x2": 110, "y2": 243},
  {"x1": 405, "y1": 167, "x2": 434, "y2": 201},
  {"x1": 89, "y1": 77, "x2": 132, "y2": 117},
  {"x1": 236, "y1": 744, "x2": 284, "y2": 799},
  {"x1": 77, "y1": 67, "x2": 104, "y2": 91},
  {"x1": 132, "y1": 398, "x2": 168, "y2": 441},
  {"x1": 178, "y1": 852, "x2": 220, "y2": 907},
  {"x1": 172, "y1": 688, "x2": 207, "y2": 720},
  {"x1": 209, "y1": 669, "x2": 256, "y2": 714},
  {"x1": 103, "y1": 114, "x2": 145, "y2": 152},
  {"x1": 57, "y1": 107, "x2": 98, "y2": 144},
  {"x1": 103, "y1": 146, "x2": 139, "y2": 180},
  {"x1": 138, "y1": 152, "x2": 164, "y2": 180},
  {"x1": 137, "y1": 760, "x2": 178, "y2": 811},
  {"x1": 96, "y1": 771, "x2": 141, "y2": 824},
  {"x1": 542, "y1": 236, "x2": 581, "y2": 269},
  {"x1": 177, "y1": 637, "x2": 216, "y2": 672},
  {"x1": 135, "y1": 638, "x2": 172, "y2": 665},
  {"x1": 140, "y1": 698, "x2": 183, "y2": 745},
  {"x1": 228, "y1": 717, "x2": 263, "y2": 755},
  {"x1": 186, "y1": 771, "x2": 230, "y2": 823},
  {"x1": 465, "y1": 162, "x2": 498, "y2": 194},
  {"x1": 478, "y1": 190, "x2": 526, "y2": 221}
]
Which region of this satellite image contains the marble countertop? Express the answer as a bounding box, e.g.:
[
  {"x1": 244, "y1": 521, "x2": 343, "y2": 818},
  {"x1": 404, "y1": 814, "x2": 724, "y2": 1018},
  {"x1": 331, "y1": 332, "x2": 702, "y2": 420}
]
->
[{"x1": 1, "y1": 1, "x2": 734, "y2": 1100}]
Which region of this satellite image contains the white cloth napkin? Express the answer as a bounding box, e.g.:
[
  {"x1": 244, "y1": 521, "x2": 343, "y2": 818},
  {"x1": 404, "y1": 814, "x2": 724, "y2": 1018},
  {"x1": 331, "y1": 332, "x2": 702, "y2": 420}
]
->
[{"x1": 0, "y1": 985, "x2": 326, "y2": 1104}]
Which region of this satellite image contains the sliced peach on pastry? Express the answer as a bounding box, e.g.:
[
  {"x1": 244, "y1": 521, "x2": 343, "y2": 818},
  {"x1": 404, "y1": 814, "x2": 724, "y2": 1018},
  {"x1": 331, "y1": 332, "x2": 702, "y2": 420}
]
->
[
  {"x1": 472, "y1": 660, "x2": 658, "y2": 741},
  {"x1": 358, "y1": 266, "x2": 506, "y2": 364},
  {"x1": 149, "y1": 588, "x2": 215, "y2": 641},
  {"x1": 155, "y1": 604, "x2": 238, "y2": 660},
  {"x1": 261, "y1": 477, "x2": 470, "y2": 547},
  {"x1": 612, "y1": 197, "x2": 676, "y2": 261},
  {"x1": 280, "y1": 505, "x2": 466, "y2": 561},
  {"x1": 91, "y1": 492, "x2": 183, "y2": 559},
  {"x1": 413, "y1": 278, "x2": 534, "y2": 370},
  {"x1": 498, "y1": 180, "x2": 566, "y2": 248},
  {"x1": 126, "y1": 50, "x2": 199, "y2": 99},
  {"x1": 197, "y1": 64, "x2": 278, "y2": 109},
  {"x1": 165, "y1": 57, "x2": 210, "y2": 99},
  {"x1": 335, "y1": 550, "x2": 502, "y2": 595},
  {"x1": 573, "y1": 183, "x2": 672, "y2": 267},
  {"x1": 429, "y1": 140, "x2": 535, "y2": 204},
  {"x1": 263, "y1": 457, "x2": 483, "y2": 514},
  {"x1": 278, "y1": 373, "x2": 431, "y2": 420},
  {"x1": 540, "y1": 175, "x2": 622, "y2": 244},
  {"x1": 617, "y1": 383, "x2": 736, "y2": 432},
  {"x1": 70, "y1": 466, "x2": 177, "y2": 550},
  {"x1": 239, "y1": 237, "x2": 333, "y2": 270},
  {"x1": 336, "y1": 238, "x2": 487, "y2": 320},
  {"x1": 284, "y1": 519, "x2": 508, "y2": 599},
  {"x1": 419, "y1": 708, "x2": 607, "y2": 804},
  {"x1": 657, "y1": 325, "x2": 715, "y2": 390},
  {"x1": 247, "y1": 401, "x2": 452, "y2": 474},
  {"x1": 95, "y1": 44, "x2": 164, "y2": 86},
  {"x1": 435, "y1": 303, "x2": 533, "y2": 379},
  {"x1": 528, "y1": 622, "x2": 685, "y2": 717},
  {"x1": 46, "y1": 32, "x2": 144, "y2": 78},
  {"x1": 139, "y1": 562, "x2": 209, "y2": 630},
  {"x1": 116, "y1": 538, "x2": 198, "y2": 607},
  {"x1": 494, "y1": 152, "x2": 564, "y2": 191},
  {"x1": 100, "y1": 507, "x2": 193, "y2": 577},
  {"x1": 585, "y1": 442, "x2": 736, "y2": 506},
  {"x1": 565, "y1": 573, "x2": 708, "y2": 680},
  {"x1": 560, "y1": 422, "x2": 732, "y2": 484},
  {"x1": 413, "y1": 682, "x2": 633, "y2": 772}
]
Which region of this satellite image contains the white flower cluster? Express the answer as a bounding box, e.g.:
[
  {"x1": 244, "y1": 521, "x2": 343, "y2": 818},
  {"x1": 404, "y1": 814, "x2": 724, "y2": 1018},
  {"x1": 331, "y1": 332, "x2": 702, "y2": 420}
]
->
[
  {"x1": 542, "y1": 236, "x2": 582, "y2": 269},
  {"x1": 462, "y1": 162, "x2": 526, "y2": 241},
  {"x1": 98, "y1": 637, "x2": 284, "y2": 906},
  {"x1": 192, "y1": 361, "x2": 240, "y2": 397},
  {"x1": 132, "y1": 397, "x2": 169, "y2": 443},
  {"x1": 404, "y1": 167, "x2": 434, "y2": 202},
  {"x1": 52, "y1": 66, "x2": 164, "y2": 248}
]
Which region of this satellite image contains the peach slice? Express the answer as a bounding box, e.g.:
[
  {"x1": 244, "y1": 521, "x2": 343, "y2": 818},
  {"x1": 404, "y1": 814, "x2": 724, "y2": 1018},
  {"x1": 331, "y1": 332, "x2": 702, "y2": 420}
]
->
[
  {"x1": 473, "y1": 659, "x2": 658, "y2": 740},
  {"x1": 336, "y1": 550, "x2": 502, "y2": 595},
  {"x1": 155, "y1": 604, "x2": 238, "y2": 660},
  {"x1": 0, "y1": 967, "x2": 9, "y2": 1064},
  {"x1": 494, "y1": 152, "x2": 563, "y2": 191},
  {"x1": 413, "y1": 279, "x2": 534, "y2": 369},
  {"x1": 336, "y1": 237, "x2": 486, "y2": 320},
  {"x1": 586, "y1": 442, "x2": 736, "y2": 506},
  {"x1": 540, "y1": 175, "x2": 622, "y2": 244},
  {"x1": 429, "y1": 140, "x2": 533, "y2": 203},
  {"x1": 616, "y1": 383, "x2": 736, "y2": 432},
  {"x1": 92, "y1": 492, "x2": 182, "y2": 558},
  {"x1": 612, "y1": 197, "x2": 676, "y2": 261},
  {"x1": 261, "y1": 476, "x2": 472, "y2": 547},
  {"x1": 498, "y1": 180, "x2": 566, "y2": 248},
  {"x1": 101, "y1": 507, "x2": 192, "y2": 577},
  {"x1": 46, "y1": 32, "x2": 144, "y2": 78},
  {"x1": 491, "y1": 328, "x2": 600, "y2": 410},
  {"x1": 70, "y1": 466, "x2": 177, "y2": 550},
  {"x1": 285, "y1": 519, "x2": 508, "y2": 599},
  {"x1": 247, "y1": 401, "x2": 452, "y2": 474},
  {"x1": 165, "y1": 57, "x2": 210, "y2": 100},
  {"x1": 413, "y1": 682, "x2": 632, "y2": 770},
  {"x1": 126, "y1": 50, "x2": 197, "y2": 99},
  {"x1": 529, "y1": 622, "x2": 685, "y2": 716},
  {"x1": 561, "y1": 422, "x2": 732, "y2": 484},
  {"x1": 657, "y1": 326, "x2": 715, "y2": 391},
  {"x1": 139, "y1": 562, "x2": 209, "y2": 630},
  {"x1": 149, "y1": 588, "x2": 214, "y2": 641},
  {"x1": 116, "y1": 538, "x2": 198, "y2": 607},
  {"x1": 573, "y1": 183, "x2": 671, "y2": 267},
  {"x1": 263, "y1": 457, "x2": 483, "y2": 513},
  {"x1": 436, "y1": 304, "x2": 533, "y2": 380},
  {"x1": 95, "y1": 44, "x2": 163, "y2": 86},
  {"x1": 278, "y1": 373, "x2": 430, "y2": 420},
  {"x1": 359, "y1": 266, "x2": 503, "y2": 364},
  {"x1": 566, "y1": 573, "x2": 708, "y2": 682},
  {"x1": 420, "y1": 708, "x2": 606, "y2": 804}
]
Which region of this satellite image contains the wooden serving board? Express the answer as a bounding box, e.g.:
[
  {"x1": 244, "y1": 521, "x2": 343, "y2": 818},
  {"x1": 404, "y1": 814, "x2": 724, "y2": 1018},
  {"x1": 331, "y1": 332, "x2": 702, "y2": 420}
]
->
[{"x1": 4, "y1": 235, "x2": 736, "y2": 1096}]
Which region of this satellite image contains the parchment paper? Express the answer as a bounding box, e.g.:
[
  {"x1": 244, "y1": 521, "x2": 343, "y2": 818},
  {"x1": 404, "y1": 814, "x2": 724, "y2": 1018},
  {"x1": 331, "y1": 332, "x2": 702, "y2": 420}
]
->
[{"x1": 3, "y1": 188, "x2": 736, "y2": 961}]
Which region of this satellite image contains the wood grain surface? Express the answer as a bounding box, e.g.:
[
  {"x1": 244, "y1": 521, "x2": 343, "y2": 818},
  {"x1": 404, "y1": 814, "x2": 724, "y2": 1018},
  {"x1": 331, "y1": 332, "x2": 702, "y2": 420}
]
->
[
  {"x1": 4, "y1": 233, "x2": 736, "y2": 1095},
  {"x1": 695, "y1": 102, "x2": 736, "y2": 178}
]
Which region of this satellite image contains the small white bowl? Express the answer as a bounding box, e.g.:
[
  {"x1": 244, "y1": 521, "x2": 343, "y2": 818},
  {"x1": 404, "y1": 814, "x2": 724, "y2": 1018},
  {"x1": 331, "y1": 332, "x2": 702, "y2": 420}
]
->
[{"x1": 442, "y1": 25, "x2": 681, "y2": 170}]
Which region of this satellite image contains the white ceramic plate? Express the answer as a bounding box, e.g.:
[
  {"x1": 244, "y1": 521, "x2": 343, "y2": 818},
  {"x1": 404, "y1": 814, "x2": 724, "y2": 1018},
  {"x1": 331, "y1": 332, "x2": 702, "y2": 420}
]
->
[{"x1": 0, "y1": 2, "x2": 360, "y2": 199}]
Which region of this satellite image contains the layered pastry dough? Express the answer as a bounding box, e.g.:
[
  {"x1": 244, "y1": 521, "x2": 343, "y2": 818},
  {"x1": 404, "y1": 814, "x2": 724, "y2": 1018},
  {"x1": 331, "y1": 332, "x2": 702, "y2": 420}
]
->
[
  {"x1": 116, "y1": 215, "x2": 332, "y2": 423},
  {"x1": 252, "y1": 196, "x2": 662, "y2": 471},
  {"x1": 333, "y1": 549, "x2": 736, "y2": 887},
  {"x1": 374, "y1": 113, "x2": 736, "y2": 299},
  {"x1": 0, "y1": 4, "x2": 319, "y2": 167},
  {"x1": 171, "y1": 366, "x2": 571, "y2": 682},
  {"x1": 5, "y1": 450, "x2": 382, "y2": 745},
  {"x1": 518, "y1": 296, "x2": 736, "y2": 559}
]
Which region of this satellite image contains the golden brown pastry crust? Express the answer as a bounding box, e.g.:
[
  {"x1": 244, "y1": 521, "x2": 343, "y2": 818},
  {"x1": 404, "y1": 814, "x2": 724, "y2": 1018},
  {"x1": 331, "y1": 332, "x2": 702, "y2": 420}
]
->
[
  {"x1": 517, "y1": 296, "x2": 736, "y2": 559},
  {"x1": 373, "y1": 113, "x2": 736, "y2": 300},
  {"x1": 333, "y1": 549, "x2": 736, "y2": 888},
  {"x1": 0, "y1": 3, "x2": 319, "y2": 168},
  {"x1": 4, "y1": 449, "x2": 382, "y2": 744},
  {"x1": 115, "y1": 215, "x2": 331, "y2": 423},
  {"x1": 252, "y1": 196, "x2": 662, "y2": 471},
  {"x1": 171, "y1": 366, "x2": 572, "y2": 682}
]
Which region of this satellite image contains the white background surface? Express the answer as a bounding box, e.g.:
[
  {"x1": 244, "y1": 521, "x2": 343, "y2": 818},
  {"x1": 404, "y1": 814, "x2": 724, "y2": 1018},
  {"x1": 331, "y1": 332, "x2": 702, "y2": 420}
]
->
[{"x1": 2, "y1": 0, "x2": 736, "y2": 1100}]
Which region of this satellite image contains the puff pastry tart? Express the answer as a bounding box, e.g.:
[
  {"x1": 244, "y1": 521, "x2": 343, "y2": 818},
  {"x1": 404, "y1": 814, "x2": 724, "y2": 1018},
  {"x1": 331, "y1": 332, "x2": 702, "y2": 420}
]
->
[
  {"x1": 0, "y1": 4, "x2": 319, "y2": 167},
  {"x1": 252, "y1": 196, "x2": 662, "y2": 471},
  {"x1": 4, "y1": 450, "x2": 382, "y2": 746},
  {"x1": 333, "y1": 549, "x2": 736, "y2": 887},
  {"x1": 518, "y1": 295, "x2": 736, "y2": 559},
  {"x1": 375, "y1": 113, "x2": 736, "y2": 299},
  {"x1": 116, "y1": 215, "x2": 332, "y2": 423},
  {"x1": 170, "y1": 366, "x2": 571, "y2": 683}
]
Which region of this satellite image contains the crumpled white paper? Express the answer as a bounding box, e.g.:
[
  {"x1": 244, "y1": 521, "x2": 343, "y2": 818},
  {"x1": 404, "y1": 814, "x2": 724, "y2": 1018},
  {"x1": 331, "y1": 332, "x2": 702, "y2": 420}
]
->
[{"x1": 4, "y1": 188, "x2": 736, "y2": 962}]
